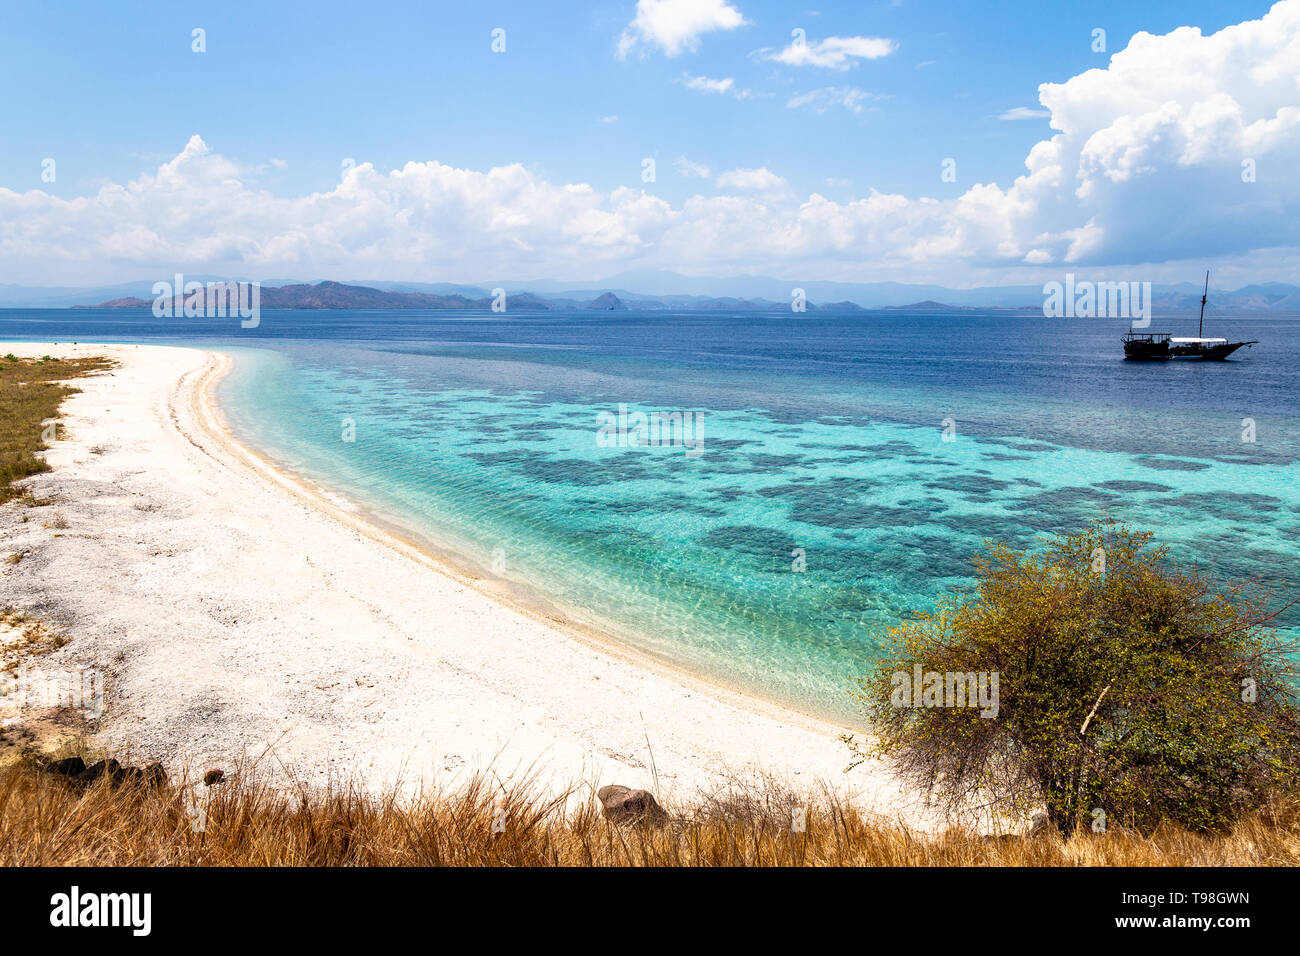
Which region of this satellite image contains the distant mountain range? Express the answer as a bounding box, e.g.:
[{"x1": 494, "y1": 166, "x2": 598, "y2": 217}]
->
[
  {"x1": 67, "y1": 280, "x2": 861, "y2": 313},
  {"x1": 79, "y1": 281, "x2": 575, "y2": 312},
  {"x1": 1, "y1": 272, "x2": 1298, "y2": 312}
]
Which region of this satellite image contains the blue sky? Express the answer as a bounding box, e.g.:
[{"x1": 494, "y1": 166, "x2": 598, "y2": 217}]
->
[{"x1": 2, "y1": 0, "x2": 1296, "y2": 287}]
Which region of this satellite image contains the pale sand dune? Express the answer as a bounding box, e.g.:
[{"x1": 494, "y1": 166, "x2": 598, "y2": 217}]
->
[{"x1": 0, "y1": 341, "x2": 933, "y2": 821}]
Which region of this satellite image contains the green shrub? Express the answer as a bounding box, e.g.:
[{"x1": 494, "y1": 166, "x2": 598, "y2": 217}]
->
[{"x1": 849, "y1": 521, "x2": 1300, "y2": 834}]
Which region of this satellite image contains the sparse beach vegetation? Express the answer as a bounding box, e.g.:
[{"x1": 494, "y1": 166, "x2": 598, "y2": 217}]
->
[
  {"x1": 0, "y1": 355, "x2": 113, "y2": 504},
  {"x1": 0, "y1": 751, "x2": 1296, "y2": 866}
]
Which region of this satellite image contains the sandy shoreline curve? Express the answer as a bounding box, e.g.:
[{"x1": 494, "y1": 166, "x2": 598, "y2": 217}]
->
[
  {"x1": 0, "y1": 341, "x2": 931, "y2": 821},
  {"x1": 190, "y1": 350, "x2": 846, "y2": 738}
]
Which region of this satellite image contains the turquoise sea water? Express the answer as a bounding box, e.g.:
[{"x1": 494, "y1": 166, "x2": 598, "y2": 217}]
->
[{"x1": 3, "y1": 308, "x2": 1297, "y2": 722}]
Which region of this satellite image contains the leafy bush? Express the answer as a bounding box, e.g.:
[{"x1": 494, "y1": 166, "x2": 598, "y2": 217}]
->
[{"x1": 848, "y1": 521, "x2": 1300, "y2": 834}]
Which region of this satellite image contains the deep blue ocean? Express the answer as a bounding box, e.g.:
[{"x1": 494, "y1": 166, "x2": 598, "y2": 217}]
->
[{"x1": 3, "y1": 307, "x2": 1297, "y2": 720}]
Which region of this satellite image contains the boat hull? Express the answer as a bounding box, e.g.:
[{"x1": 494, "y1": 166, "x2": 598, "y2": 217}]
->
[
  {"x1": 1123, "y1": 339, "x2": 1257, "y2": 361},
  {"x1": 1123, "y1": 341, "x2": 1169, "y2": 360},
  {"x1": 1168, "y1": 341, "x2": 1251, "y2": 360}
]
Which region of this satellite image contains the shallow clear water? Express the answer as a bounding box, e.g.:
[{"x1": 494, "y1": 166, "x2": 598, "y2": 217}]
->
[{"x1": 3, "y1": 308, "x2": 1298, "y2": 721}]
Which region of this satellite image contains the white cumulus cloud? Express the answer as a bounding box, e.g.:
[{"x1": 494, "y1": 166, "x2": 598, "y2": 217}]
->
[
  {"x1": 764, "y1": 34, "x2": 896, "y2": 70},
  {"x1": 618, "y1": 0, "x2": 747, "y2": 58},
  {"x1": 715, "y1": 167, "x2": 786, "y2": 191},
  {"x1": 682, "y1": 74, "x2": 752, "y2": 99},
  {"x1": 674, "y1": 157, "x2": 712, "y2": 178}
]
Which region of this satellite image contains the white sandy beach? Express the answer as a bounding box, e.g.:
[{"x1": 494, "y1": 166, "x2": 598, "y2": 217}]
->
[{"x1": 0, "y1": 341, "x2": 931, "y2": 821}]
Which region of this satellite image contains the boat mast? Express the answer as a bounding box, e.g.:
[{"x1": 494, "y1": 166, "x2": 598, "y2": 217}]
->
[{"x1": 1199, "y1": 270, "x2": 1208, "y2": 338}]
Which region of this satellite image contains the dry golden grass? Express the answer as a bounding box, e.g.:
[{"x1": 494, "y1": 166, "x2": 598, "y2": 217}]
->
[
  {"x1": 0, "y1": 354, "x2": 115, "y2": 504},
  {"x1": 1, "y1": 753, "x2": 1296, "y2": 866}
]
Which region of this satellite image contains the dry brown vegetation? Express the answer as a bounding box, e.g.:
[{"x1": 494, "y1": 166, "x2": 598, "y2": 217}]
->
[
  {"x1": 0, "y1": 353, "x2": 115, "y2": 503},
  {"x1": 0, "y1": 751, "x2": 1297, "y2": 866},
  {"x1": 1, "y1": 607, "x2": 67, "y2": 668}
]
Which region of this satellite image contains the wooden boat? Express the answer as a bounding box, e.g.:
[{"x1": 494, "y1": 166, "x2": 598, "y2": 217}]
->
[{"x1": 1122, "y1": 272, "x2": 1257, "y2": 360}]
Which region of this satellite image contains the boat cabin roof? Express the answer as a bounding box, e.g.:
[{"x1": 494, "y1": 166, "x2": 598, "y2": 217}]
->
[{"x1": 1170, "y1": 337, "x2": 1227, "y2": 344}]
